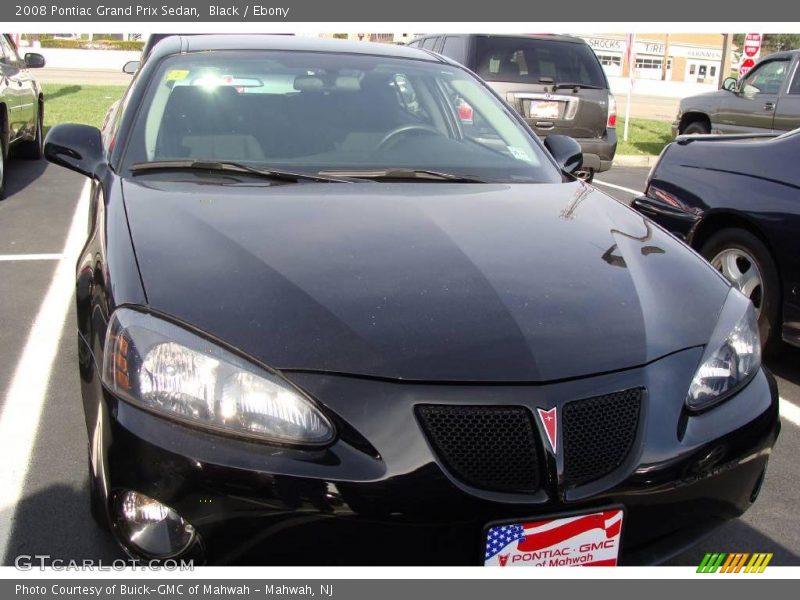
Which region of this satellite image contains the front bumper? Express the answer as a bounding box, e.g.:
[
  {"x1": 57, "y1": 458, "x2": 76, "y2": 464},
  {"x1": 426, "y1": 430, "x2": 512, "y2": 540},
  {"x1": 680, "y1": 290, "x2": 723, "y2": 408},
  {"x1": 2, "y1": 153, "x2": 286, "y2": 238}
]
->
[{"x1": 82, "y1": 342, "x2": 779, "y2": 565}]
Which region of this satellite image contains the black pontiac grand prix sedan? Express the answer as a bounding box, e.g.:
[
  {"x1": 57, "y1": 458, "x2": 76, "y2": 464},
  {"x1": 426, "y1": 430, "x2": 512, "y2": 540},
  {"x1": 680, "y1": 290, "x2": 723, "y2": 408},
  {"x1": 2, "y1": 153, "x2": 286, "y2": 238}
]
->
[{"x1": 44, "y1": 35, "x2": 779, "y2": 565}]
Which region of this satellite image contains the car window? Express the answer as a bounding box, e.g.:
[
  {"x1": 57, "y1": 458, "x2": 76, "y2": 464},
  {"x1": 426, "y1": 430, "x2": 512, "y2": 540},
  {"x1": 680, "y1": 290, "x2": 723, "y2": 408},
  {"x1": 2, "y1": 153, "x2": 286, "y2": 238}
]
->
[
  {"x1": 441, "y1": 36, "x2": 468, "y2": 64},
  {"x1": 789, "y1": 63, "x2": 800, "y2": 95},
  {"x1": 123, "y1": 50, "x2": 561, "y2": 184},
  {"x1": 104, "y1": 82, "x2": 137, "y2": 152},
  {"x1": 420, "y1": 38, "x2": 439, "y2": 51},
  {"x1": 473, "y1": 37, "x2": 607, "y2": 88},
  {"x1": 742, "y1": 59, "x2": 790, "y2": 95},
  {"x1": 391, "y1": 73, "x2": 431, "y2": 122}
]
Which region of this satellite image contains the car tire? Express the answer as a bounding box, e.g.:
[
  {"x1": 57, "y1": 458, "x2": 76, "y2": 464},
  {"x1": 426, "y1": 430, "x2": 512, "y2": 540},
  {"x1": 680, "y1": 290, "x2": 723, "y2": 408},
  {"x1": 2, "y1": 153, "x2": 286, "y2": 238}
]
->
[
  {"x1": 681, "y1": 120, "x2": 710, "y2": 135},
  {"x1": 16, "y1": 103, "x2": 44, "y2": 160},
  {"x1": 699, "y1": 228, "x2": 781, "y2": 351}
]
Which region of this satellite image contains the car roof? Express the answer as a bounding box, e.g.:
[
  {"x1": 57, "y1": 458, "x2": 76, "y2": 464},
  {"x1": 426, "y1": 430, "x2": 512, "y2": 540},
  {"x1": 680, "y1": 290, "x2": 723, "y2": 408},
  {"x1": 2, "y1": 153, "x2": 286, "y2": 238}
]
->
[
  {"x1": 759, "y1": 49, "x2": 800, "y2": 60},
  {"x1": 142, "y1": 33, "x2": 296, "y2": 57},
  {"x1": 413, "y1": 33, "x2": 589, "y2": 45},
  {"x1": 147, "y1": 34, "x2": 448, "y2": 64}
]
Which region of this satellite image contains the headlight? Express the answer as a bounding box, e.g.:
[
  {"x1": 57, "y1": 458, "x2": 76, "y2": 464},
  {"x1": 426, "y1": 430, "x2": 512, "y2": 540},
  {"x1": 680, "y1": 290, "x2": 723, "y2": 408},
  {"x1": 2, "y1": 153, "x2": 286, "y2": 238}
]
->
[
  {"x1": 102, "y1": 308, "x2": 335, "y2": 445},
  {"x1": 686, "y1": 289, "x2": 761, "y2": 411}
]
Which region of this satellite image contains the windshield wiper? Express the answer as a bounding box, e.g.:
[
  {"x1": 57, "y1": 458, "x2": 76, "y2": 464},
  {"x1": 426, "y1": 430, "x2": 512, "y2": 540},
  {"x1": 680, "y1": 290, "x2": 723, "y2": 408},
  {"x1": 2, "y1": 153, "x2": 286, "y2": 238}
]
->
[
  {"x1": 550, "y1": 82, "x2": 603, "y2": 91},
  {"x1": 317, "y1": 168, "x2": 486, "y2": 183},
  {"x1": 129, "y1": 160, "x2": 352, "y2": 183}
]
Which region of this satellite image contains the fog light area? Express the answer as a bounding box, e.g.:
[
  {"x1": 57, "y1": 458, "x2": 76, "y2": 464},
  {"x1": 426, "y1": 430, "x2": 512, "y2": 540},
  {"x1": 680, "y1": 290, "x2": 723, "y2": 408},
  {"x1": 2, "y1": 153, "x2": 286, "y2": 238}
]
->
[{"x1": 115, "y1": 490, "x2": 196, "y2": 558}]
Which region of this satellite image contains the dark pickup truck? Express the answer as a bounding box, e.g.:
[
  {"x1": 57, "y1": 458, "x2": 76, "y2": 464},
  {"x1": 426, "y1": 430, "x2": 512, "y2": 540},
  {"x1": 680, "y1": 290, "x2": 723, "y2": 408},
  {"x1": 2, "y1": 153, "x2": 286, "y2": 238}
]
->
[{"x1": 674, "y1": 49, "x2": 800, "y2": 136}]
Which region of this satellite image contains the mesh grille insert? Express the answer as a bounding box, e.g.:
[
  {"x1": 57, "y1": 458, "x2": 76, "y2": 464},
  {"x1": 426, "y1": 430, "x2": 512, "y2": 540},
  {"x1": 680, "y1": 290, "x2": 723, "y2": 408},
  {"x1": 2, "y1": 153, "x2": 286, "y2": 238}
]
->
[
  {"x1": 416, "y1": 405, "x2": 541, "y2": 493},
  {"x1": 563, "y1": 388, "x2": 643, "y2": 487}
]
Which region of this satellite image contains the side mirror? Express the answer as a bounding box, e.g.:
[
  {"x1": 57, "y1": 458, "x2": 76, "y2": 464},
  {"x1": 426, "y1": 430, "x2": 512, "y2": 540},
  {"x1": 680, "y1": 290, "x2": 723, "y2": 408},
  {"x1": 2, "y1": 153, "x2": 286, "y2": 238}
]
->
[
  {"x1": 44, "y1": 124, "x2": 104, "y2": 178},
  {"x1": 24, "y1": 53, "x2": 45, "y2": 69},
  {"x1": 122, "y1": 60, "x2": 140, "y2": 74},
  {"x1": 544, "y1": 134, "x2": 583, "y2": 174},
  {"x1": 722, "y1": 77, "x2": 738, "y2": 92}
]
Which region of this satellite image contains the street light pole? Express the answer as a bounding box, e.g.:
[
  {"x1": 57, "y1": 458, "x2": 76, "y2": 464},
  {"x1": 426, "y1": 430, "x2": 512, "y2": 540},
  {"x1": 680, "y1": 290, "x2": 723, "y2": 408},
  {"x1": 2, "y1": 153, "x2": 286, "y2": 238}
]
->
[
  {"x1": 623, "y1": 33, "x2": 636, "y2": 142},
  {"x1": 719, "y1": 33, "x2": 733, "y2": 87}
]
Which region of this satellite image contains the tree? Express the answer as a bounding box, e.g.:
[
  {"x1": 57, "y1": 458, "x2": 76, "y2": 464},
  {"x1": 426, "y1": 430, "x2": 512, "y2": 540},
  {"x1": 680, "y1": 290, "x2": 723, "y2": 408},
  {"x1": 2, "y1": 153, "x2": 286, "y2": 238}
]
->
[{"x1": 733, "y1": 33, "x2": 800, "y2": 54}]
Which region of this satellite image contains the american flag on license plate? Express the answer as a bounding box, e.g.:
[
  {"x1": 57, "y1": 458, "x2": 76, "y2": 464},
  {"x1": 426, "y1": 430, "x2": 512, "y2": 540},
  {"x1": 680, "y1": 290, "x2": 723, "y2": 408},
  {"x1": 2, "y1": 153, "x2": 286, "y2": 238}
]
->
[
  {"x1": 486, "y1": 524, "x2": 527, "y2": 561},
  {"x1": 485, "y1": 510, "x2": 623, "y2": 567}
]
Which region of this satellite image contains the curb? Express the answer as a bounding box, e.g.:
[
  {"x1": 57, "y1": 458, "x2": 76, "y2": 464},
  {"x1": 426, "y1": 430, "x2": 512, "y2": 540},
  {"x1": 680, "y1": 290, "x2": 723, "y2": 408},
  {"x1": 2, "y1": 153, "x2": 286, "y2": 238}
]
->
[{"x1": 613, "y1": 154, "x2": 659, "y2": 167}]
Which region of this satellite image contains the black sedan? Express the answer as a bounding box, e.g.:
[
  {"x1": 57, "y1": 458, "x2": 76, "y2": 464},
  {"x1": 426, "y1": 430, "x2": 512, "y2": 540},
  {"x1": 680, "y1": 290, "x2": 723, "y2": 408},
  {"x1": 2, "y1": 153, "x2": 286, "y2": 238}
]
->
[
  {"x1": 633, "y1": 130, "x2": 800, "y2": 351},
  {"x1": 44, "y1": 35, "x2": 778, "y2": 566}
]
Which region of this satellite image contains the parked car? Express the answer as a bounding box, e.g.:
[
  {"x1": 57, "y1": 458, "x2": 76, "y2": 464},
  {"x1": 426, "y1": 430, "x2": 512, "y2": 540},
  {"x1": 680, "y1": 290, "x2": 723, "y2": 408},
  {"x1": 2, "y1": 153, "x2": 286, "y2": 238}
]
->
[
  {"x1": 408, "y1": 34, "x2": 617, "y2": 182},
  {"x1": 45, "y1": 35, "x2": 777, "y2": 566},
  {"x1": 632, "y1": 129, "x2": 800, "y2": 350},
  {"x1": 0, "y1": 33, "x2": 45, "y2": 199},
  {"x1": 673, "y1": 49, "x2": 800, "y2": 136}
]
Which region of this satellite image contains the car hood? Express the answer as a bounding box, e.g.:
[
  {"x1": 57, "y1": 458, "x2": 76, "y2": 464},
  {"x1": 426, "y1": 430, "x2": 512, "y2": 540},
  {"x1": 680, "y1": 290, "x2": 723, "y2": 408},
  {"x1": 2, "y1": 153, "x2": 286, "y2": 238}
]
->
[{"x1": 122, "y1": 179, "x2": 729, "y2": 382}]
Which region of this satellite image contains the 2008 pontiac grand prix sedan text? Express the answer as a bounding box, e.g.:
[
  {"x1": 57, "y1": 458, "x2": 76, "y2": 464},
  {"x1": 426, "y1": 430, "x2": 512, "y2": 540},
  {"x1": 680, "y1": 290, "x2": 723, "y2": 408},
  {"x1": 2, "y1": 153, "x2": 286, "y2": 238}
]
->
[{"x1": 43, "y1": 35, "x2": 779, "y2": 565}]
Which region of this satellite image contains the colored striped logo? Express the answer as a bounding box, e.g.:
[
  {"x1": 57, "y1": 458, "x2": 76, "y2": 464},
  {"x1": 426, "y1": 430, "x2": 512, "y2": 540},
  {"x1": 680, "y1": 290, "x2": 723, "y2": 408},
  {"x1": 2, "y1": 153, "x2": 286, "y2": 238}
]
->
[{"x1": 697, "y1": 552, "x2": 773, "y2": 573}]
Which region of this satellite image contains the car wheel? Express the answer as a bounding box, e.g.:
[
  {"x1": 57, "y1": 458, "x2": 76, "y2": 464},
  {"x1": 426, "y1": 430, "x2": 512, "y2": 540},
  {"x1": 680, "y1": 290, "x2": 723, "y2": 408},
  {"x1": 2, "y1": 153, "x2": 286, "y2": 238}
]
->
[
  {"x1": 681, "y1": 120, "x2": 710, "y2": 135},
  {"x1": 700, "y1": 228, "x2": 780, "y2": 350},
  {"x1": 17, "y1": 104, "x2": 44, "y2": 160}
]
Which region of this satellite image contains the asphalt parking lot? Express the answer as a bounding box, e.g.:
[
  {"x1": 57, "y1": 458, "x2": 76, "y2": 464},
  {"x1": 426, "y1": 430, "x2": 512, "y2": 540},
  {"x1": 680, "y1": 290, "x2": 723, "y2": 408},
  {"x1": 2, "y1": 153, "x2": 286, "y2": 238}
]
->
[{"x1": 0, "y1": 157, "x2": 798, "y2": 566}]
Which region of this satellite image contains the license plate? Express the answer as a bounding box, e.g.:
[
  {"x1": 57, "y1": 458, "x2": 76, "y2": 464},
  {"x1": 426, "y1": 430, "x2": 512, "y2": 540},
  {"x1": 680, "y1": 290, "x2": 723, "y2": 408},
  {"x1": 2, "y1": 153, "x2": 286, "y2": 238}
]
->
[
  {"x1": 529, "y1": 101, "x2": 560, "y2": 120},
  {"x1": 483, "y1": 508, "x2": 623, "y2": 567}
]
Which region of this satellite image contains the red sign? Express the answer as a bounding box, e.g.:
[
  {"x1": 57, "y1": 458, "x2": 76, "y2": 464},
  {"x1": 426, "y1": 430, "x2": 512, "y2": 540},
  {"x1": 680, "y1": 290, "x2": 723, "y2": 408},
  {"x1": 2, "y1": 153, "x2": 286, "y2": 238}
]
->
[
  {"x1": 739, "y1": 33, "x2": 762, "y2": 77},
  {"x1": 456, "y1": 100, "x2": 474, "y2": 124},
  {"x1": 739, "y1": 57, "x2": 756, "y2": 78},
  {"x1": 743, "y1": 33, "x2": 762, "y2": 58}
]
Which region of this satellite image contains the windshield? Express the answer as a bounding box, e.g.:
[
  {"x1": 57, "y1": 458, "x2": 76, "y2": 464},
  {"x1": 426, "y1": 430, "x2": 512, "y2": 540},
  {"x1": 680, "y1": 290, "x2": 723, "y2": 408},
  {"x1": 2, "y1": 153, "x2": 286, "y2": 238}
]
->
[
  {"x1": 474, "y1": 37, "x2": 607, "y2": 88},
  {"x1": 121, "y1": 50, "x2": 561, "y2": 183}
]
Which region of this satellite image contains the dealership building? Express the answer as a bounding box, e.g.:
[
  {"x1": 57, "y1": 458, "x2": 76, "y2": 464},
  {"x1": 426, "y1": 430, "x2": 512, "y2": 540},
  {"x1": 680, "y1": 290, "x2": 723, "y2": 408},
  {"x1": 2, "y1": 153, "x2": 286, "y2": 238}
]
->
[{"x1": 578, "y1": 34, "x2": 728, "y2": 84}]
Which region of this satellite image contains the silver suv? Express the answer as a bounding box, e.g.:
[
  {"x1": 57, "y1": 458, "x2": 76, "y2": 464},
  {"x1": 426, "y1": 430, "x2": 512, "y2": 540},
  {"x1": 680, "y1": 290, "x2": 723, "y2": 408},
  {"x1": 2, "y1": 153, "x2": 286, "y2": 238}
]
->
[{"x1": 409, "y1": 34, "x2": 617, "y2": 181}]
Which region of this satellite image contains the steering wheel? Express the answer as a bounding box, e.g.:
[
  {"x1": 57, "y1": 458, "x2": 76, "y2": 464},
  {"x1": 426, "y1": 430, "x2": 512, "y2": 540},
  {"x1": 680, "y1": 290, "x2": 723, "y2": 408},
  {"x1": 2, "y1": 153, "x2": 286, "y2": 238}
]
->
[{"x1": 377, "y1": 124, "x2": 441, "y2": 150}]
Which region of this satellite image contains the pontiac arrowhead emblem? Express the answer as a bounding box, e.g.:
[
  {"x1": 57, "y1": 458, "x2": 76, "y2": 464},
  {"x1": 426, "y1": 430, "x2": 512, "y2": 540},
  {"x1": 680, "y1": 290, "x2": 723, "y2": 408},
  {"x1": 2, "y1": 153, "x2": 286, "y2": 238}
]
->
[{"x1": 537, "y1": 407, "x2": 558, "y2": 453}]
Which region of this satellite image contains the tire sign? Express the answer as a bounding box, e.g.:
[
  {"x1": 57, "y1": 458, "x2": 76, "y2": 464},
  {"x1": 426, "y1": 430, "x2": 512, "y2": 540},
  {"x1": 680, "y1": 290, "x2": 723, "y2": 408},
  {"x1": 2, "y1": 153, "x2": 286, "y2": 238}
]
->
[{"x1": 740, "y1": 33, "x2": 762, "y2": 77}]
